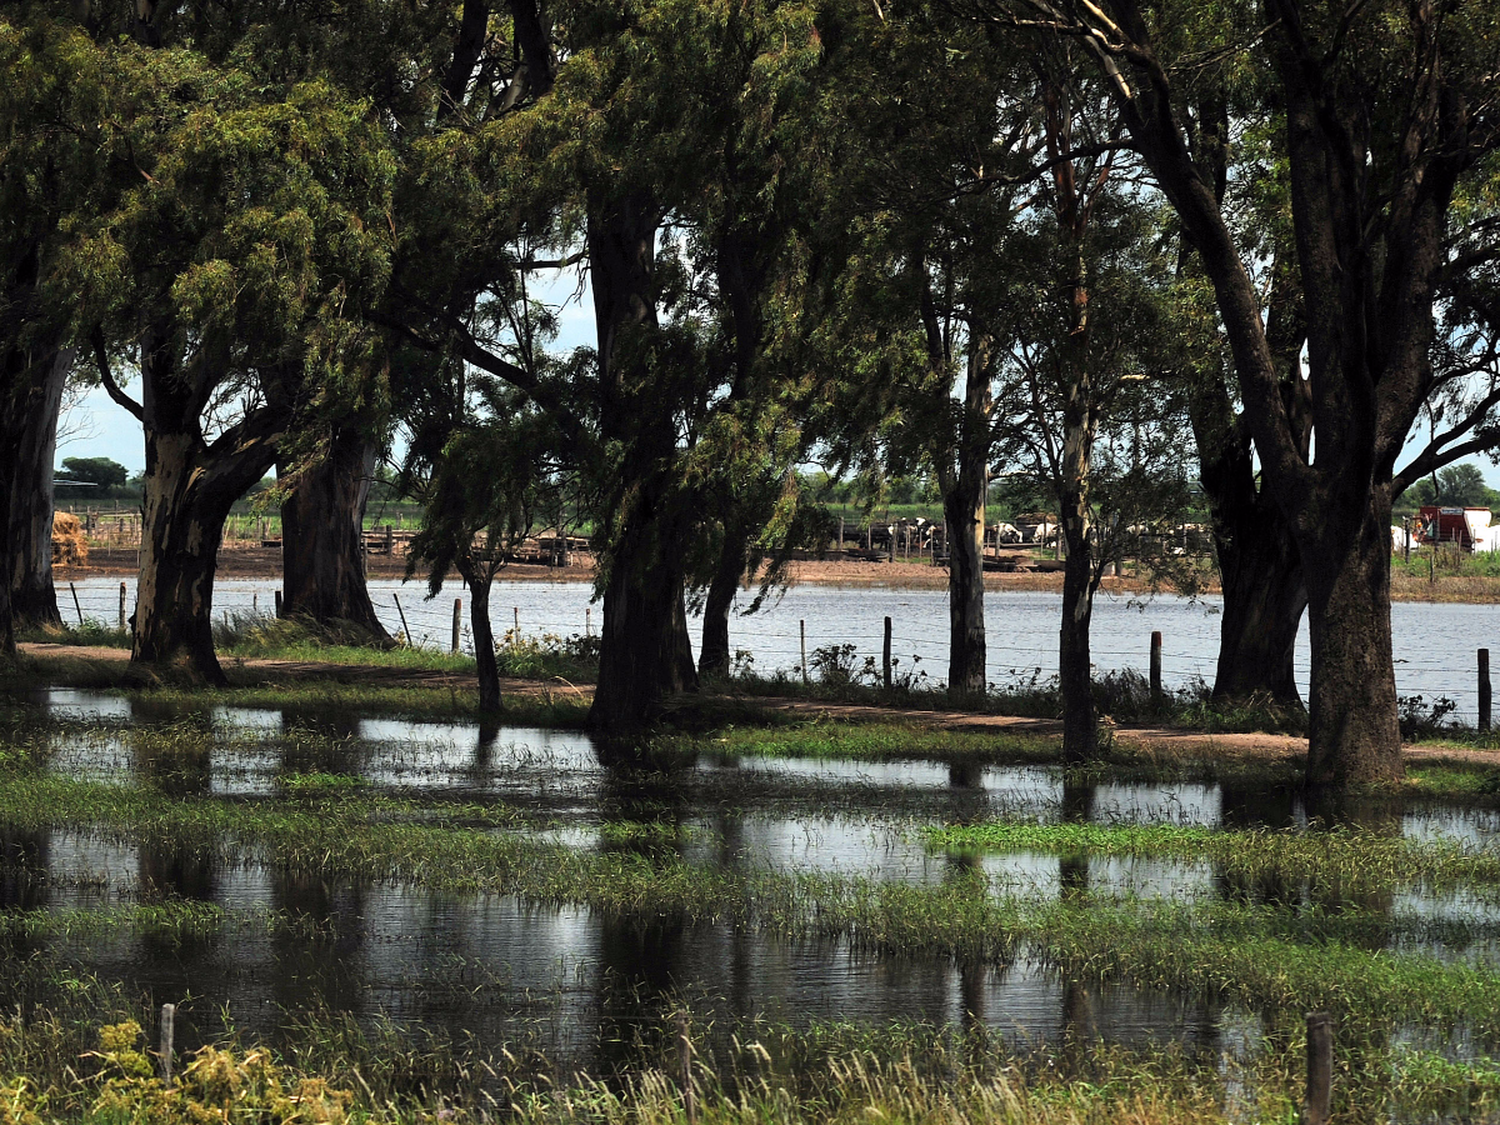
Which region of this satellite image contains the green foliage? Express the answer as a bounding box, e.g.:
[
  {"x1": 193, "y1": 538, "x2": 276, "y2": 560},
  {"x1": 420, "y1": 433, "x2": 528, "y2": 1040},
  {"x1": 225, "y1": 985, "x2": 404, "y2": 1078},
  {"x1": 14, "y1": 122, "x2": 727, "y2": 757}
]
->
[
  {"x1": 1406, "y1": 465, "x2": 1499, "y2": 509},
  {"x1": 55, "y1": 457, "x2": 128, "y2": 498},
  {"x1": 494, "y1": 629, "x2": 600, "y2": 682}
]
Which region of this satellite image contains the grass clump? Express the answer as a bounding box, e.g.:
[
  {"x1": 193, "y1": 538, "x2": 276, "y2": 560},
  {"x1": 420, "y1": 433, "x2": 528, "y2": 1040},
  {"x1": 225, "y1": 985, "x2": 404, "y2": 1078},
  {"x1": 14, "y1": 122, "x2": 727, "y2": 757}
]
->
[
  {"x1": 926, "y1": 819, "x2": 1500, "y2": 893},
  {"x1": 494, "y1": 629, "x2": 600, "y2": 683},
  {"x1": 16, "y1": 620, "x2": 132, "y2": 648},
  {"x1": 671, "y1": 721, "x2": 1060, "y2": 763}
]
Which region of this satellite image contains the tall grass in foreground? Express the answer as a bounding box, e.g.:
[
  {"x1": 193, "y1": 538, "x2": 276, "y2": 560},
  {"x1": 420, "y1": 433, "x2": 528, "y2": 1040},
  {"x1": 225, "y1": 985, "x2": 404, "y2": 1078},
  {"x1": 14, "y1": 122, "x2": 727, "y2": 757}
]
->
[{"x1": 3, "y1": 991, "x2": 1500, "y2": 1124}]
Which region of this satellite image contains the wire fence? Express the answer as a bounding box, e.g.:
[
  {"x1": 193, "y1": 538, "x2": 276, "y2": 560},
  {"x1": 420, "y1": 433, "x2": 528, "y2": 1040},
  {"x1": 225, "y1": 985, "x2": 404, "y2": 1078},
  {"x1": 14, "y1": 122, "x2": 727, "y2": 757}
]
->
[{"x1": 54, "y1": 577, "x2": 1500, "y2": 724}]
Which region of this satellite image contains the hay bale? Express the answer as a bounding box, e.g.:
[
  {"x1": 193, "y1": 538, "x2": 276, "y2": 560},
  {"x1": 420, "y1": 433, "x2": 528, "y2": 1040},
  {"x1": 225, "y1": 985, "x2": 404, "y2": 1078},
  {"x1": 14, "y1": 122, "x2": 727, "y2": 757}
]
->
[{"x1": 52, "y1": 511, "x2": 89, "y2": 567}]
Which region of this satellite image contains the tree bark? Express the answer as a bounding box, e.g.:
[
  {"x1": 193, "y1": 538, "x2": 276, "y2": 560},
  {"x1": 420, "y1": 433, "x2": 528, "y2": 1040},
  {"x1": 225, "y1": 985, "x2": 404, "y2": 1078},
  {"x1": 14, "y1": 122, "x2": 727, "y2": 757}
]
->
[
  {"x1": 1059, "y1": 504, "x2": 1097, "y2": 765},
  {"x1": 593, "y1": 527, "x2": 698, "y2": 730},
  {"x1": 279, "y1": 428, "x2": 390, "y2": 641},
  {"x1": 1212, "y1": 512, "x2": 1306, "y2": 705},
  {"x1": 585, "y1": 192, "x2": 699, "y2": 731},
  {"x1": 1302, "y1": 485, "x2": 1402, "y2": 788},
  {"x1": 6, "y1": 346, "x2": 69, "y2": 631}
]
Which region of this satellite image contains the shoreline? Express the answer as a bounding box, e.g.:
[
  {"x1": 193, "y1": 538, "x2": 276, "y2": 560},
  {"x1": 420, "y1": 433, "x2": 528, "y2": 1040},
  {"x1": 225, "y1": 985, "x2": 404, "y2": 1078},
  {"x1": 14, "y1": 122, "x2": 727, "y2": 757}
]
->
[{"x1": 53, "y1": 546, "x2": 1500, "y2": 603}]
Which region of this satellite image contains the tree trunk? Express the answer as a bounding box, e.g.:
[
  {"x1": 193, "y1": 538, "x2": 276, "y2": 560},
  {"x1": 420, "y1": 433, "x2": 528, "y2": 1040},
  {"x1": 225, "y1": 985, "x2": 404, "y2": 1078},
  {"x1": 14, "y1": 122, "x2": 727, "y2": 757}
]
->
[
  {"x1": 7, "y1": 347, "x2": 69, "y2": 630},
  {"x1": 1213, "y1": 507, "x2": 1306, "y2": 705},
  {"x1": 1302, "y1": 487, "x2": 1403, "y2": 788},
  {"x1": 585, "y1": 191, "x2": 699, "y2": 731},
  {"x1": 698, "y1": 526, "x2": 746, "y2": 679},
  {"x1": 461, "y1": 559, "x2": 500, "y2": 714},
  {"x1": 132, "y1": 326, "x2": 281, "y2": 682},
  {"x1": 279, "y1": 429, "x2": 390, "y2": 641},
  {"x1": 135, "y1": 436, "x2": 235, "y2": 682},
  {"x1": 1059, "y1": 519, "x2": 1096, "y2": 765},
  {"x1": 592, "y1": 531, "x2": 697, "y2": 730},
  {"x1": 944, "y1": 484, "x2": 986, "y2": 703},
  {"x1": 944, "y1": 338, "x2": 991, "y2": 705}
]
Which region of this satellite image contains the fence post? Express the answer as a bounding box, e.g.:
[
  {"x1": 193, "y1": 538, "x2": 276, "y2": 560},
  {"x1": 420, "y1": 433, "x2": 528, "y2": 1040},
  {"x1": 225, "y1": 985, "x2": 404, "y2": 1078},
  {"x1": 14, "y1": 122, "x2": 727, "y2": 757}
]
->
[
  {"x1": 883, "y1": 616, "x2": 893, "y2": 690},
  {"x1": 1481, "y1": 648, "x2": 1492, "y2": 732},
  {"x1": 514, "y1": 606, "x2": 520, "y2": 637},
  {"x1": 800, "y1": 619, "x2": 809, "y2": 685},
  {"x1": 274, "y1": 589, "x2": 283, "y2": 617},
  {"x1": 159, "y1": 1003, "x2": 176, "y2": 1086},
  {"x1": 119, "y1": 583, "x2": 127, "y2": 630},
  {"x1": 69, "y1": 583, "x2": 84, "y2": 627},
  {"x1": 586, "y1": 607, "x2": 592, "y2": 638},
  {"x1": 1304, "y1": 1011, "x2": 1333, "y2": 1125},
  {"x1": 452, "y1": 599, "x2": 462, "y2": 653},
  {"x1": 393, "y1": 593, "x2": 411, "y2": 645},
  {"x1": 1149, "y1": 630, "x2": 1163, "y2": 705}
]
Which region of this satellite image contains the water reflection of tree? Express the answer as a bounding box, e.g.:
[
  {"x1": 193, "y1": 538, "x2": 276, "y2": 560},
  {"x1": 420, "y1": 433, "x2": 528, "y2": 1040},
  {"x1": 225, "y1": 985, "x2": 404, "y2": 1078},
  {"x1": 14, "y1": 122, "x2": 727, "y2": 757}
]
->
[
  {"x1": 270, "y1": 869, "x2": 369, "y2": 1017},
  {"x1": 1058, "y1": 777, "x2": 1093, "y2": 1054}
]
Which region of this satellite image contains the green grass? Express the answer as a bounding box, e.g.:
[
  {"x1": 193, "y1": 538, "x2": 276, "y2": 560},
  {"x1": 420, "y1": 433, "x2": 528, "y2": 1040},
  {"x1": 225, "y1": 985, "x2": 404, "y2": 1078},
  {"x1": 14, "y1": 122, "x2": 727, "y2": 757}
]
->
[
  {"x1": 668, "y1": 721, "x2": 1061, "y2": 762},
  {"x1": 5, "y1": 767, "x2": 1500, "y2": 1036},
  {"x1": 15, "y1": 620, "x2": 133, "y2": 648},
  {"x1": 925, "y1": 819, "x2": 1500, "y2": 895}
]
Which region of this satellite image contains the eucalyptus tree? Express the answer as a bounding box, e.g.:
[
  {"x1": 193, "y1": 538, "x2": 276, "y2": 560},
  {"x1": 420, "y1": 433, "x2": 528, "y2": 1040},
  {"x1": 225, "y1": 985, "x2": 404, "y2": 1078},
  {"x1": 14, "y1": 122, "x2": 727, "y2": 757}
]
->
[
  {"x1": 72, "y1": 53, "x2": 394, "y2": 680},
  {"x1": 992, "y1": 125, "x2": 1192, "y2": 760},
  {"x1": 991, "y1": 0, "x2": 1500, "y2": 786},
  {"x1": 0, "y1": 13, "x2": 116, "y2": 645},
  {"x1": 818, "y1": 5, "x2": 1044, "y2": 703},
  {"x1": 395, "y1": 0, "x2": 838, "y2": 730}
]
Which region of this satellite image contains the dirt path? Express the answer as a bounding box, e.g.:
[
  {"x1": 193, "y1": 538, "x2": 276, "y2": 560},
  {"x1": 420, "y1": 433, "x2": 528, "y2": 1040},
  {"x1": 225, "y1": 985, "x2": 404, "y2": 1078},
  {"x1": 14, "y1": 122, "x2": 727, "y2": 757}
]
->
[{"x1": 20, "y1": 641, "x2": 1500, "y2": 767}]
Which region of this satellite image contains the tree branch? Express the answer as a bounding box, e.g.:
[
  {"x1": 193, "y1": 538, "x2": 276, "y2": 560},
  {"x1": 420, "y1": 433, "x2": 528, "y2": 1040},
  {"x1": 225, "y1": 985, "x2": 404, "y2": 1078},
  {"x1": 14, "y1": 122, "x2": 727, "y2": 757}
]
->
[{"x1": 90, "y1": 326, "x2": 144, "y2": 423}]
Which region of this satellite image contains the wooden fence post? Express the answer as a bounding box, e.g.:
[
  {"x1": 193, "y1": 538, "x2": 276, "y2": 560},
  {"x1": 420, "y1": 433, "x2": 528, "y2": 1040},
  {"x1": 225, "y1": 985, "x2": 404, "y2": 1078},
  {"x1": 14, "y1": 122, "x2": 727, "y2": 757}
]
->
[
  {"x1": 1149, "y1": 631, "x2": 1163, "y2": 705},
  {"x1": 69, "y1": 583, "x2": 83, "y2": 627},
  {"x1": 159, "y1": 1003, "x2": 176, "y2": 1086},
  {"x1": 1481, "y1": 648, "x2": 1492, "y2": 732},
  {"x1": 883, "y1": 616, "x2": 892, "y2": 690},
  {"x1": 1304, "y1": 1011, "x2": 1333, "y2": 1125},
  {"x1": 452, "y1": 599, "x2": 462, "y2": 653},
  {"x1": 274, "y1": 589, "x2": 283, "y2": 617},
  {"x1": 800, "y1": 620, "x2": 809, "y2": 685},
  {"x1": 393, "y1": 593, "x2": 411, "y2": 645},
  {"x1": 119, "y1": 583, "x2": 127, "y2": 630}
]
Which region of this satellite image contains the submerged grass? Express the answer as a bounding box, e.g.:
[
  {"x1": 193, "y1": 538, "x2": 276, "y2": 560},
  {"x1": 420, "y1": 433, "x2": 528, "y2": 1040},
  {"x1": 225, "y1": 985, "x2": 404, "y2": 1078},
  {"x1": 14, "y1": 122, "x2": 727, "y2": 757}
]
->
[
  {"x1": 926, "y1": 819, "x2": 1500, "y2": 894},
  {"x1": 7, "y1": 771, "x2": 1500, "y2": 1037}
]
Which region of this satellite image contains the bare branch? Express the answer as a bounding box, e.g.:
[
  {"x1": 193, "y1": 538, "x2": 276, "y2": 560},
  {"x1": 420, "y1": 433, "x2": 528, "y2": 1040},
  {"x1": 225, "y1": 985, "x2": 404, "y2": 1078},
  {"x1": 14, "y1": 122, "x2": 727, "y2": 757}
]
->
[{"x1": 90, "y1": 325, "x2": 143, "y2": 423}]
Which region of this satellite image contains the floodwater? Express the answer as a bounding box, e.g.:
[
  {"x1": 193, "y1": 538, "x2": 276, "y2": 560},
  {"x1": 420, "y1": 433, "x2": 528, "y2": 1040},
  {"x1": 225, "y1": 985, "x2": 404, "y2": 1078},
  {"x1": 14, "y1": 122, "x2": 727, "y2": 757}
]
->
[
  {"x1": 59, "y1": 578, "x2": 1500, "y2": 722},
  {"x1": 5, "y1": 690, "x2": 1500, "y2": 1074}
]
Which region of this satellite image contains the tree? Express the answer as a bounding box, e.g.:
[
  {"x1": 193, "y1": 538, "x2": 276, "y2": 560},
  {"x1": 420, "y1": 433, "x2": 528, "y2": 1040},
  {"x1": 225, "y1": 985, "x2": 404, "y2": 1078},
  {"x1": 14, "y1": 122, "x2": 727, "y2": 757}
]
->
[
  {"x1": 57, "y1": 456, "x2": 129, "y2": 498},
  {"x1": 392, "y1": 0, "x2": 836, "y2": 731},
  {"x1": 0, "y1": 14, "x2": 118, "y2": 644},
  {"x1": 1408, "y1": 464, "x2": 1493, "y2": 509},
  {"x1": 405, "y1": 369, "x2": 565, "y2": 714},
  {"x1": 75, "y1": 47, "x2": 394, "y2": 681},
  {"x1": 1004, "y1": 0, "x2": 1500, "y2": 787}
]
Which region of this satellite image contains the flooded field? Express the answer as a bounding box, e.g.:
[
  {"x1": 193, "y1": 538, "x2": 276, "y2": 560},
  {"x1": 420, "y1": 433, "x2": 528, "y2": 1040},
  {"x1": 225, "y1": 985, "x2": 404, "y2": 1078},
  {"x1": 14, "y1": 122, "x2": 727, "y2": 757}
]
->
[{"x1": 5, "y1": 687, "x2": 1500, "y2": 1119}]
